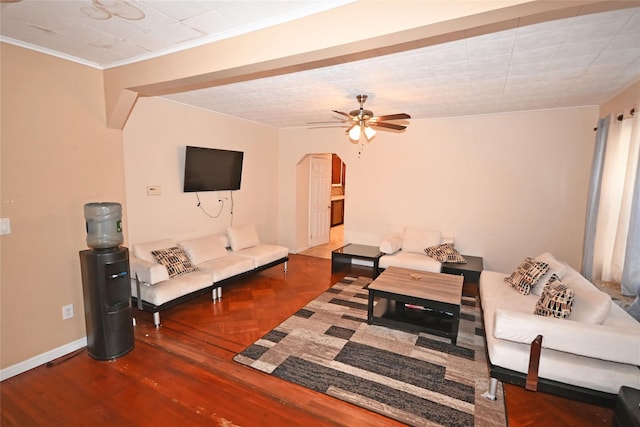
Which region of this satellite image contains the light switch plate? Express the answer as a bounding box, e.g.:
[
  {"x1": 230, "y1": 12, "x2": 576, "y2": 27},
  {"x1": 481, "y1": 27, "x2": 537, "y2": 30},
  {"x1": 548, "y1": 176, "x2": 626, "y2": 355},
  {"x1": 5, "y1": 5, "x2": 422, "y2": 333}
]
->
[
  {"x1": 0, "y1": 218, "x2": 11, "y2": 235},
  {"x1": 146, "y1": 186, "x2": 161, "y2": 196}
]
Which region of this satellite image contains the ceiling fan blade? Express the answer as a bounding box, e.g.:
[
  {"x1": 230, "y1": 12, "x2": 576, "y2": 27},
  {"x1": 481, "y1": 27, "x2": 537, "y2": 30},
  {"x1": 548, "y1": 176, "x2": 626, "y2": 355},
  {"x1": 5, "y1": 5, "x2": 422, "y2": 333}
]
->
[
  {"x1": 307, "y1": 120, "x2": 346, "y2": 124},
  {"x1": 369, "y1": 122, "x2": 407, "y2": 131},
  {"x1": 332, "y1": 110, "x2": 353, "y2": 119},
  {"x1": 373, "y1": 113, "x2": 411, "y2": 121},
  {"x1": 308, "y1": 125, "x2": 349, "y2": 129}
]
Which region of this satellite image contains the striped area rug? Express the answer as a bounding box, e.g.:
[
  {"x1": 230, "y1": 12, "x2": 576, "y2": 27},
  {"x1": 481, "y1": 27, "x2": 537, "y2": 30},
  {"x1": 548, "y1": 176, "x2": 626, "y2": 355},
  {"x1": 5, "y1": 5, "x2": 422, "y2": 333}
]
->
[{"x1": 233, "y1": 276, "x2": 506, "y2": 427}]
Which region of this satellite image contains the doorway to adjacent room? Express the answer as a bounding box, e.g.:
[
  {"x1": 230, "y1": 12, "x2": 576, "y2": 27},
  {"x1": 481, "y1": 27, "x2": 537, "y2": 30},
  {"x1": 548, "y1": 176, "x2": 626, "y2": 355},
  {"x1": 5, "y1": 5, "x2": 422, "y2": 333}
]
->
[{"x1": 298, "y1": 153, "x2": 346, "y2": 259}]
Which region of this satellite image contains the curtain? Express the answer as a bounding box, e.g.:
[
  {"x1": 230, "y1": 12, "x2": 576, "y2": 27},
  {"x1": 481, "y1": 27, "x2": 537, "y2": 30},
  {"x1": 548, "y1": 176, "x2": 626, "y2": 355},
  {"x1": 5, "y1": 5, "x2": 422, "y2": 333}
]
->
[
  {"x1": 603, "y1": 115, "x2": 640, "y2": 286},
  {"x1": 589, "y1": 109, "x2": 640, "y2": 288},
  {"x1": 620, "y1": 112, "x2": 640, "y2": 297},
  {"x1": 581, "y1": 116, "x2": 610, "y2": 281},
  {"x1": 622, "y1": 157, "x2": 640, "y2": 320}
]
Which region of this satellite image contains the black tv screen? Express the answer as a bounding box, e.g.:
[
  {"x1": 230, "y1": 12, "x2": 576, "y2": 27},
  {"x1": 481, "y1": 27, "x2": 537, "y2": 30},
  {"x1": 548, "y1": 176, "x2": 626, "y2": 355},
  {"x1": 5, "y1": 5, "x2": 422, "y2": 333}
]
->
[{"x1": 183, "y1": 146, "x2": 244, "y2": 192}]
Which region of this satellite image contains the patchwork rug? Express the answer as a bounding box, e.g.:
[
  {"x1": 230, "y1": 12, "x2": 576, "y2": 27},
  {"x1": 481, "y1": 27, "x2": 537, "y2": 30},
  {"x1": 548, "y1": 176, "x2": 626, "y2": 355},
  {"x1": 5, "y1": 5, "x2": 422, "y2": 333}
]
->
[{"x1": 233, "y1": 277, "x2": 506, "y2": 427}]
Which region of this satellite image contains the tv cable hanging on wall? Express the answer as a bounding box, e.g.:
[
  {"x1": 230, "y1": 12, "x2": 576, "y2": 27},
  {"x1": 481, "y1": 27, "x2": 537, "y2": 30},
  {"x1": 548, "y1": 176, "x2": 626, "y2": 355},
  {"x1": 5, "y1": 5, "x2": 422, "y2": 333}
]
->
[{"x1": 195, "y1": 190, "x2": 235, "y2": 223}]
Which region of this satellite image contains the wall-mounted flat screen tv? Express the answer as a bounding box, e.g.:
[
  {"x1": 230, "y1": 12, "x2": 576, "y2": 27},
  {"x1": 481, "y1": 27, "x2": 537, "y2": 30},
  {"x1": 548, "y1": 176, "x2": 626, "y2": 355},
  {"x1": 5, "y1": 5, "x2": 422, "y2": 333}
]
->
[{"x1": 183, "y1": 146, "x2": 244, "y2": 192}]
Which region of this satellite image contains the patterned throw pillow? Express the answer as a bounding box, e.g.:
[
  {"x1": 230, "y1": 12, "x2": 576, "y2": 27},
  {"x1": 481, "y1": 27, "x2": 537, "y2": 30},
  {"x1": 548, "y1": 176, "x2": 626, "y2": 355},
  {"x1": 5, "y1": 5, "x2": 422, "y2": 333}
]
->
[
  {"x1": 504, "y1": 257, "x2": 549, "y2": 295},
  {"x1": 151, "y1": 247, "x2": 199, "y2": 278},
  {"x1": 424, "y1": 243, "x2": 467, "y2": 264},
  {"x1": 534, "y1": 275, "x2": 574, "y2": 318}
]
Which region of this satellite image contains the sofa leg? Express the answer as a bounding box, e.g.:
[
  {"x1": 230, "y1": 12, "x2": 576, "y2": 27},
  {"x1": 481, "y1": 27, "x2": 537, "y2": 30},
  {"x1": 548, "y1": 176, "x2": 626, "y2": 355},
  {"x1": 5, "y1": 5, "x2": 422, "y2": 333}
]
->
[
  {"x1": 482, "y1": 378, "x2": 498, "y2": 401},
  {"x1": 217, "y1": 287, "x2": 222, "y2": 300},
  {"x1": 153, "y1": 312, "x2": 161, "y2": 328},
  {"x1": 284, "y1": 261, "x2": 288, "y2": 273},
  {"x1": 212, "y1": 288, "x2": 218, "y2": 302}
]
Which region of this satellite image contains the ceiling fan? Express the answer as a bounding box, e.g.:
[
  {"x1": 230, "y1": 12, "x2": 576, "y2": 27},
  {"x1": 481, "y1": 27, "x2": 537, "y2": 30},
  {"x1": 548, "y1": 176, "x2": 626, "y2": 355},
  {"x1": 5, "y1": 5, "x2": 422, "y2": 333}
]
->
[{"x1": 311, "y1": 95, "x2": 411, "y2": 144}]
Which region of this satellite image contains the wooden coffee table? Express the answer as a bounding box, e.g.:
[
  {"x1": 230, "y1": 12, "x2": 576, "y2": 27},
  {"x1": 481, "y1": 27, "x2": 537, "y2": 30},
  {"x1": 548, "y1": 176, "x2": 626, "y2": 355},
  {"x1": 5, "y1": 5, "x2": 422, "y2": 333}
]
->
[{"x1": 367, "y1": 266, "x2": 464, "y2": 344}]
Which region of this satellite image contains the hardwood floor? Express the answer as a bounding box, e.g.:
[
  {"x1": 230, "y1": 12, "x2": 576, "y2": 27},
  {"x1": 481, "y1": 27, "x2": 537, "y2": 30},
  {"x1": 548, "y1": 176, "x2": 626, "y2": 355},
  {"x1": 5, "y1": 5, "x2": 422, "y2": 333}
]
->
[{"x1": 1, "y1": 255, "x2": 614, "y2": 426}]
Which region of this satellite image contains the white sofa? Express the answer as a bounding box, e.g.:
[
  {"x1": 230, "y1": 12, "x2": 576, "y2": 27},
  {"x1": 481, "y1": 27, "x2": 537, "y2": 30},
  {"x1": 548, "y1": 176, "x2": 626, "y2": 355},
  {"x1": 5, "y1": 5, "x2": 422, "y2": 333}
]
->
[
  {"x1": 129, "y1": 224, "x2": 289, "y2": 327},
  {"x1": 378, "y1": 227, "x2": 455, "y2": 274},
  {"x1": 480, "y1": 252, "x2": 640, "y2": 405}
]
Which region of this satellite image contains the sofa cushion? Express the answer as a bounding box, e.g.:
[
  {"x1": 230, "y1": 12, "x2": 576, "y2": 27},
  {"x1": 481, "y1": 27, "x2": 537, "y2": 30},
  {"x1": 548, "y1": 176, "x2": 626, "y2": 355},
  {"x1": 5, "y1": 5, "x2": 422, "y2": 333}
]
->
[
  {"x1": 534, "y1": 275, "x2": 574, "y2": 319},
  {"x1": 151, "y1": 247, "x2": 199, "y2": 278},
  {"x1": 532, "y1": 252, "x2": 567, "y2": 296},
  {"x1": 379, "y1": 251, "x2": 441, "y2": 272},
  {"x1": 130, "y1": 269, "x2": 214, "y2": 306},
  {"x1": 234, "y1": 244, "x2": 289, "y2": 268},
  {"x1": 198, "y1": 255, "x2": 255, "y2": 282},
  {"x1": 227, "y1": 224, "x2": 260, "y2": 251},
  {"x1": 424, "y1": 243, "x2": 467, "y2": 264},
  {"x1": 401, "y1": 227, "x2": 441, "y2": 254},
  {"x1": 504, "y1": 257, "x2": 549, "y2": 295},
  {"x1": 132, "y1": 239, "x2": 176, "y2": 263},
  {"x1": 178, "y1": 234, "x2": 228, "y2": 265},
  {"x1": 562, "y1": 266, "x2": 612, "y2": 324},
  {"x1": 380, "y1": 234, "x2": 403, "y2": 254}
]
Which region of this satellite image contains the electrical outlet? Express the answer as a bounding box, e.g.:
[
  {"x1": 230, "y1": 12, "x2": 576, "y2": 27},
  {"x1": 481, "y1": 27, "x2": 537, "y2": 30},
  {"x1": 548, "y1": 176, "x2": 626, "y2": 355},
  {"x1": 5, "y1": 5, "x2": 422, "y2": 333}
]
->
[{"x1": 62, "y1": 304, "x2": 74, "y2": 320}]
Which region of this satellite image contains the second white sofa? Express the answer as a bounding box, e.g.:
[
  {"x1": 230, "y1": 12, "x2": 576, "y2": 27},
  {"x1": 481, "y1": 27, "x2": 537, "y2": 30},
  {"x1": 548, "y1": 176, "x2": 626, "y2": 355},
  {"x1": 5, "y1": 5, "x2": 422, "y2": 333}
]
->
[
  {"x1": 480, "y1": 252, "x2": 640, "y2": 405},
  {"x1": 378, "y1": 226, "x2": 459, "y2": 273},
  {"x1": 129, "y1": 224, "x2": 289, "y2": 327}
]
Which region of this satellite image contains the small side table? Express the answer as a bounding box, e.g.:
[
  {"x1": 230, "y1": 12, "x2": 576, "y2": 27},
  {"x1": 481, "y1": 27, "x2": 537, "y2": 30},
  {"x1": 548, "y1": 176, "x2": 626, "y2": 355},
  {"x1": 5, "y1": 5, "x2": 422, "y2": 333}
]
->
[
  {"x1": 332, "y1": 244, "x2": 383, "y2": 278},
  {"x1": 441, "y1": 255, "x2": 484, "y2": 297}
]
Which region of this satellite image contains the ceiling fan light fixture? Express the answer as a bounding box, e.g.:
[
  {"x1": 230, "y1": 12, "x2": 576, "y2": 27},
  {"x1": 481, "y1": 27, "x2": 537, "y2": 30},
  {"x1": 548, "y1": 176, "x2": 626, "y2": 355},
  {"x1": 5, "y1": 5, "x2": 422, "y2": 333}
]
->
[
  {"x1": 348, "y1": 124, "x2": 361, "y2": 142},
  {"x1": 364, "y1": 125, "x2": 376, "y2": 141}
]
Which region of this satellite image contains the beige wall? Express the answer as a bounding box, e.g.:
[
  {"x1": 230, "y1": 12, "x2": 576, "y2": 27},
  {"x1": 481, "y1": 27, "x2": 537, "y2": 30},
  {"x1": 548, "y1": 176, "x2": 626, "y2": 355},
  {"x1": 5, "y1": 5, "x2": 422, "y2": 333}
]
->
[
  {"x1": 279, "y1": 106, "x2": 598, "y2": 273},
  {"x1": 0, "y1": 43, "x2": 125, "y2": 369},
  {"x1": 122, "y1": 98, "x2": 280, "y2": 245},
  {"x1": 600, "y1": 79, "x2": 640, "y2": 119}
]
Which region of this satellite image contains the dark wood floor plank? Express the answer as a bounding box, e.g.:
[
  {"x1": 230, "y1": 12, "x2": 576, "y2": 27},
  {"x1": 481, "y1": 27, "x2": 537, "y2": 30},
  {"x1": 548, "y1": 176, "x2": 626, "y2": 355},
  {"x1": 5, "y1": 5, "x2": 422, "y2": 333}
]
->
[{"x1": 1, "y1": 254, "x2": 614, "y2": 426}]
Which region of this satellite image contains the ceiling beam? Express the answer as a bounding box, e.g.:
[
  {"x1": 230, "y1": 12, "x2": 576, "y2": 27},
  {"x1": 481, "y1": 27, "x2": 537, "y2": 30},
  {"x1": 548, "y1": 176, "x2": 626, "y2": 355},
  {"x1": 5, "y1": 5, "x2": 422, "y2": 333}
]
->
[{"x1": 103, "y1": 0, "x2": 640, "y2": 130}]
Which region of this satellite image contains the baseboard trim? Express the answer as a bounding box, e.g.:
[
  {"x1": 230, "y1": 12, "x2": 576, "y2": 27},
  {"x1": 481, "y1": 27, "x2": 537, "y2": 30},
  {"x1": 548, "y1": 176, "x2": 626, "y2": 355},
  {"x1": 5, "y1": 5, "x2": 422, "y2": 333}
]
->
[{"x1": 1, "y1": 336, "x2": 87, "y2": 381}]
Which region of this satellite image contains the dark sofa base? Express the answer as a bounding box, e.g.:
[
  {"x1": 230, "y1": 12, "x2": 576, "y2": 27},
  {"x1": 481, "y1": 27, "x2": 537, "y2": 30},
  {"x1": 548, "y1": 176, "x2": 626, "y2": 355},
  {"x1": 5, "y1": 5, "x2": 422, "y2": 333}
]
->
[
  {"x1": 489, "y1": 364, "x2": 617, "y2": 407},
  {"x1": 132, "y1": 257, "x2": 288, "y2": 326}
]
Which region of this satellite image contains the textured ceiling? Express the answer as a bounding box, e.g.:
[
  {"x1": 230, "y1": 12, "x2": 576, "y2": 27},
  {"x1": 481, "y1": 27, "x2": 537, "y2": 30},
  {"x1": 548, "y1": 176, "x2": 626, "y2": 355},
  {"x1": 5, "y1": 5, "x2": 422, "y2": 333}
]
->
[{"x1": 1, "y1": 1, "x2": 639, "y2": 128}]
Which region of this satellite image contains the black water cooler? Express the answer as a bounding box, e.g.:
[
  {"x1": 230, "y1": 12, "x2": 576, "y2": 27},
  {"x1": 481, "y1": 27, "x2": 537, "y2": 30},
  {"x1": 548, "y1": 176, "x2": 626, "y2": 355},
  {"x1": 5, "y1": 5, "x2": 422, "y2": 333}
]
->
[{"x1": 80, "y1": 202, "x2": 134, "y2": 360}]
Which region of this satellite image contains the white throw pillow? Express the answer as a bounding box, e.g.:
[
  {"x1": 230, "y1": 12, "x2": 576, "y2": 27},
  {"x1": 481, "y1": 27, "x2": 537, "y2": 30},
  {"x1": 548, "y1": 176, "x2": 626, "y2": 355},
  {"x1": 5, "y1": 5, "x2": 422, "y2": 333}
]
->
[
  {"x1": 563, "y1": 271, "x2": 612, "y2": 324},
  {"x1": 132, "y1": 239, "x2": 176, "y2": 263},
  {"x1": 380, "y1": 235, "x2": 403, "y2": 254},
  {"x1": 178, "y1": 235, "x2": 228, "y2": 265},
  {"x1": 532, "y1": 252, "x2": 567, "y2": 296},
  {"x1": 401, "y1": 227, "x2": 442, "y2": 254},
  {"x1": 227, "y1": 224, "x2": 260, "y2": 251}
]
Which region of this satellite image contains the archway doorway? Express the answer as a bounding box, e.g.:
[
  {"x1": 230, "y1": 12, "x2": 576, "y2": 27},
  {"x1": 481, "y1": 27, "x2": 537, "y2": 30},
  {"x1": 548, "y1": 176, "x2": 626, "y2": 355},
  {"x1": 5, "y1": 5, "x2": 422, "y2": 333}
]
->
[{"x1": 298, "y1": 153, "x2": 346, "y2": 259}]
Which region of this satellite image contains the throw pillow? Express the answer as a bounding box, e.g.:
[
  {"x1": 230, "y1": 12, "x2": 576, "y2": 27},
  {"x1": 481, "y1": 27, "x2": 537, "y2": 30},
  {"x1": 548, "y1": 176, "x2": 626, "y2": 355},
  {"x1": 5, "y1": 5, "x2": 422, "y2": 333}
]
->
[
  {"x1": 380, "y1": 235, "x2": 403, "y2": 254},
  {"x1": 227, "y1": 224, "x2": 260, "y2": 251},
  {"x1": 178, "y1": 235, "x2": 228, "y2": 265},
  {"x1": 532, "y1": 252, "x2": 567, "y2": 296},
  {"x1": 504, "y1": 257, "x2": 550, "y2": 295},
  {"x1": 401, "y1": 227, "x2": 442, "y2": 254},
  {"x1": 424, "y1": 243, "x2": 467, "y2": 264},
  {"x1": 534, "y1": 275, "x2": 574, "y2": 318},
  {"x1": 151, "y1": 247, "x2": 199, "y2": 278},
  {"x1": 562, "y1": 272, "x2": 612, "y2": 324}
]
